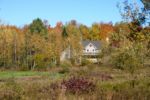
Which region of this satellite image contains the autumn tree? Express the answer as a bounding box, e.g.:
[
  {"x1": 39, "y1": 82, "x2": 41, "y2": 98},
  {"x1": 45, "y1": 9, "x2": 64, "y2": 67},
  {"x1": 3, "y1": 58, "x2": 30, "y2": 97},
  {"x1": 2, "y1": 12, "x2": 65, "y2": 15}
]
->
[
  {"x1": 65, "y1": 20, "x2": 82, "y2": 64},
  {"x1": 0, "y1": 25, "x2": 24, "y2": 68},
  {"x1": 114, "y1": 22, "x2": 130, "y2": 35},
  {"x1": 79, "y1": 23, "x2": 114, "y2": 41},
  {"x1": 106, "y1": 0, "x2": 150, "y2": 87},
  {"x1": 47, "y1": 22, "x2": 63, "y2": 66},
  {"x1": 79, "y1": 24, "x2": 90, "y2": 40},
  {"x1": 99, "y1": 22, "x2": 114, "y2": 41},
  {"x1": 89, "y1": 23, "x2": 101, "y2": 40},
  {"x1": 22, "y1": 18, "x2": 50, "y2": 69},
  {"x1": 118, "y1": 0, "x2": 150, "y2": 41},
  {"x1": 117, "y1": 0, "x2": 150, "y2": 57}
]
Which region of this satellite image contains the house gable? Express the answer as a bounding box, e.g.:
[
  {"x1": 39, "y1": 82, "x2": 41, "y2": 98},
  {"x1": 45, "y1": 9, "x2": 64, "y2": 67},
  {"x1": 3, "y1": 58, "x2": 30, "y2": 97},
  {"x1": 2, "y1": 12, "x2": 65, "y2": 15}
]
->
[
  {"x1": 85, "y1": 43, "x2": 97, "y2": 53},
  {"x1": 82, "y1": 40, "x2": 101, "y2": 50},
  {"x1": 82, "y1": 40, "x2": 102, "y2": 56}
]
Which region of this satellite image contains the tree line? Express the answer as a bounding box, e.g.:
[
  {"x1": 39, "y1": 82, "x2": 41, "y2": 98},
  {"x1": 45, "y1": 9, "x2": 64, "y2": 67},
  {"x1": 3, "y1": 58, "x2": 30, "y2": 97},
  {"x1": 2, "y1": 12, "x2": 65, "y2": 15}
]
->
[{"x1": 0, "y1": 0, "x2": 149, "y2": 70}]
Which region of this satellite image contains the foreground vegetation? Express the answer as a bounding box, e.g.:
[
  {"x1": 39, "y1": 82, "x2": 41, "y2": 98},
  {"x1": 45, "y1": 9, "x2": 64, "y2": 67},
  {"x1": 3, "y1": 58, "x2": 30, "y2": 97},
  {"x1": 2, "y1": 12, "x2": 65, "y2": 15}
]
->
[
  {"x1": 0, "y1": 65, "x2": 149, "y2": 100},
  {"x1": 0, "y1": 0, "x2": 149, "y2": 70},
  {"x1": 0, "y1": 0, "x2": 149, "y2": 99}
]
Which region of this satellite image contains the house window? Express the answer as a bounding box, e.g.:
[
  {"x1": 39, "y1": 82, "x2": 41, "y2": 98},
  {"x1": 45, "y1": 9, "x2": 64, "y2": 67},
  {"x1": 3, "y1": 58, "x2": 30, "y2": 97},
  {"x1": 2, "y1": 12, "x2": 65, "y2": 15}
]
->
[
  {"x1": 87, "y1": 49, "x2": 89, "y2": 52},
  {"x1": 89, "y1": 44, "x2": 92, "y2": 47},
  {"x1": 93, "y1": 49, "x2": 95, "y2": 52}
]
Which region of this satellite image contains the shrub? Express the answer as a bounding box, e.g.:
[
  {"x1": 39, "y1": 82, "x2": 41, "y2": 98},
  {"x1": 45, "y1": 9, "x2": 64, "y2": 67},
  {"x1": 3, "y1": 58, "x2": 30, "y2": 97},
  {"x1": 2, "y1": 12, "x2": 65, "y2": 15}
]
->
[
  {"x1": 59, "y1": 61, "x2": 72, "y2": 74},
  {"x1": 0, "y1": 79, "x2": 24, "y2": 100},
  {"x1": 112, "y1": 47, "x2": 139, "y2": 70},
  {"x1": 60, "y1": 61, "x2": 72, "y2": 68},
  {"x1": 37, "y1": 82, "x2": 61, "y2": 100},
  {"x1": 61, "y1": 77, "x2": 96, "y2": 94},
  {"x1": 49, "y1": 62, "x2": 56, "y2": 68},
  {"x1": 58, "y1": 67, "x2": 70, "y2": 74},
  {"x1": 111, "y1": 43, "x2": 146, "y2": 73},
  {"x1": 110, "y1": 42, "x2": 147, "y2": 88},
  {"x1": 81, "y1": 58, "x2": 91, "y2": 66}
]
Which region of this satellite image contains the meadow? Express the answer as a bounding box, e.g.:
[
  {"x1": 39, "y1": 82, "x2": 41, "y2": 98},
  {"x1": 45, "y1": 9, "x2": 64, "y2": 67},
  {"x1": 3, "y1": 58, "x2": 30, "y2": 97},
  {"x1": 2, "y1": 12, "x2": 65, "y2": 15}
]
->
[{"x1": 0, "y1": 64, "x2": 149, "y2": 100}]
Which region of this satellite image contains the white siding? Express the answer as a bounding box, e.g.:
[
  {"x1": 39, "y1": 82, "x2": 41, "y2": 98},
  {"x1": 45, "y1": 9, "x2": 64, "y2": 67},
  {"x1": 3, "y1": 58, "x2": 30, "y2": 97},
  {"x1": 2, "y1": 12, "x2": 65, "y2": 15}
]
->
[
  {"x1": 60, "y1": 48, "x2": 71, "y2": 61},
  {"x1": 82, "y1": 43, "x2": 100, "y2": 55},
  {"x1": 85, "y1": 43, "x2": 96, "y2": 53}
]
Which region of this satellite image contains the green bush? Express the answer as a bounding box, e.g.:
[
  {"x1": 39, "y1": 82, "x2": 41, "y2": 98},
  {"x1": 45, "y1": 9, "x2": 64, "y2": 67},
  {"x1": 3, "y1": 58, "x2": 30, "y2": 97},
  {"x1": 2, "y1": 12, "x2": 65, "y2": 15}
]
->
[
  {"x1": 34, "y1": 54, "x2": 48, "y2": 70},
  {"x1": 59, "y1": 61, "x2": 72, "y2": 74},
  {"x1": 111, "y1": 43, "x2": 146, "y2": 73},
  {"x1": 81, "y1": 58, "x2": 91, "y2": 66},
  {"x1": 60, "y1": 61, "x2": 72, "y2": 68},
  {"x1": 58, "y1": 67, "x2": 70, "y2": 74},
  {"x1": 112, "y1": 48, "x2": 139, "y2": 70}
]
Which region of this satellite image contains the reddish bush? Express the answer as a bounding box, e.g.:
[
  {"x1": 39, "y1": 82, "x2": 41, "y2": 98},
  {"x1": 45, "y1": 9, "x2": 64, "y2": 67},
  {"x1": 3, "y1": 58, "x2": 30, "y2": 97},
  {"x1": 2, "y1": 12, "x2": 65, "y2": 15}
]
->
[{"x1": 61, "y1": 77, "x2": 95, "y2": 94}]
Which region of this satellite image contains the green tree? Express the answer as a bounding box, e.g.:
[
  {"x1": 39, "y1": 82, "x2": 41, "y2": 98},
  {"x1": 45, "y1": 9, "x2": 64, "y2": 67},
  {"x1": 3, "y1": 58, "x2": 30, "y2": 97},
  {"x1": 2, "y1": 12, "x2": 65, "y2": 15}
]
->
[
  {"x1": 62, "y1": 26, "x2": 68, "y2": 38},
  {"x1": 29, "y1": 18, "x2": 48, "y2": 37}
]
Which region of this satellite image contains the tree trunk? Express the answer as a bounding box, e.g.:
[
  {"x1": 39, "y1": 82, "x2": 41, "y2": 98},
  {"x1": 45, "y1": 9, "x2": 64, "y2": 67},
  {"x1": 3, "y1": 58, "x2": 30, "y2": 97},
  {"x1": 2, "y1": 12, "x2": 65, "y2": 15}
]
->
[{"x1": 12, "y1": 32, "x2": 17, "y2": 67}]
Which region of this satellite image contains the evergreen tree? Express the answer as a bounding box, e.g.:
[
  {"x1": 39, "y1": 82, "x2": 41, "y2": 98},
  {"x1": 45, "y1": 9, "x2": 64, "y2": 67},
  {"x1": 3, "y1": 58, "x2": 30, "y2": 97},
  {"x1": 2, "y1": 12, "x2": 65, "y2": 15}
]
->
[{"x1": 29, "y1": 18, "x2": 48, "y2": 37}]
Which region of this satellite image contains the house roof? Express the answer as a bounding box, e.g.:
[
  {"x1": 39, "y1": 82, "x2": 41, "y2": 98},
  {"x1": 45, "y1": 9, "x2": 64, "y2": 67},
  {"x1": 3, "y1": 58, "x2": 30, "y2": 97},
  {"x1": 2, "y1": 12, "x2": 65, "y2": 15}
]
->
[{"x1": 82, "y1": 40, "x2": 102, "y2": 49}]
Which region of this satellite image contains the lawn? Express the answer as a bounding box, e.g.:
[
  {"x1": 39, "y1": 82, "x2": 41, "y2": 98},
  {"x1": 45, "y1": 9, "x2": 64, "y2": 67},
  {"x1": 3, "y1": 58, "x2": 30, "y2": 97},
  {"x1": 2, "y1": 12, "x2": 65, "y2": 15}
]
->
[
  {"x1": 0, "y1": 71, "x2": 48, "y2": 78},
  {"x1": 0, "y1": 70, "x2": 65, "y2": 81}
]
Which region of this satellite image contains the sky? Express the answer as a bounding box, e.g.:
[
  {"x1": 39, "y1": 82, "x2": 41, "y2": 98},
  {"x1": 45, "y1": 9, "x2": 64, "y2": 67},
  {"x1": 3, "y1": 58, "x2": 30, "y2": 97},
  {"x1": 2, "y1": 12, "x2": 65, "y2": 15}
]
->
[{"x1": 0, "y1": 0, "x2": 143, "y2": 27}]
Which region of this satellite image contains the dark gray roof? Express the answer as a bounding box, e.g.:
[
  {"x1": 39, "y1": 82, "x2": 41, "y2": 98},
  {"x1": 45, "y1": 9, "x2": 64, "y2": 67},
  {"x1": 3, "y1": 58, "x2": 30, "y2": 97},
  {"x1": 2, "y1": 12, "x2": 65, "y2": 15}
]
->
[{"x1": 82, "y1": 40, "x2": 102, "y2": 49}]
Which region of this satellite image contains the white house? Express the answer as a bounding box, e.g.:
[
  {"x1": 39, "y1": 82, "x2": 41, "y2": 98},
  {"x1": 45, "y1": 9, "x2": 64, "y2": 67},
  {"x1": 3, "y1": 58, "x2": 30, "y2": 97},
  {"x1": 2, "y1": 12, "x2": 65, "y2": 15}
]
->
[
  {"x1": 60, "y1": 40, "x2": 102, "y2": 63},
  {"x1": 82, "y1": 40, "x2": 101, "y2": 63}
]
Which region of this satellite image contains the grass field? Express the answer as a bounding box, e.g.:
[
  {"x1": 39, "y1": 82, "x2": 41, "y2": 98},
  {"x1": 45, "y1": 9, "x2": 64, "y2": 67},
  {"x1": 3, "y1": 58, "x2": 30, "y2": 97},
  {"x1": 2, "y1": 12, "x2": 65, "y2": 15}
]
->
[
  {"x1": 0, "y1": 71, "x2": 50, "y2": 78},
  {"x1": 0, "y1": 65, "x2": 149, "y2": 100}
]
